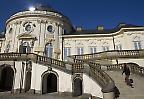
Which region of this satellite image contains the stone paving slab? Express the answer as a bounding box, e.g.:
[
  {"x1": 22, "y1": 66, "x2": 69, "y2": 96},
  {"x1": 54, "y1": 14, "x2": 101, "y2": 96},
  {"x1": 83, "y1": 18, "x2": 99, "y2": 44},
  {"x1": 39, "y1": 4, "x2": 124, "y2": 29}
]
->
[
  {"x1": 106, "y1": 71, "x2": 144, "y2": 99},
  {"x1": 0, "y1": 92, "x2": 96, "y2": 99}
]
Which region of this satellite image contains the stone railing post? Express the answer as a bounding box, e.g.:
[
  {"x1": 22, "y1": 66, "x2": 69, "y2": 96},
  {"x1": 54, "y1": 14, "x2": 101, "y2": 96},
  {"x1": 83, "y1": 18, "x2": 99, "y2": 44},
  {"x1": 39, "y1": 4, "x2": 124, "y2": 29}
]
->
[
  {"x1": 102, "y1": 82, "x2": 115, "y2": 99},
  {"x1": 103, "y1": 92, "x2": 115, "y2": 99}
]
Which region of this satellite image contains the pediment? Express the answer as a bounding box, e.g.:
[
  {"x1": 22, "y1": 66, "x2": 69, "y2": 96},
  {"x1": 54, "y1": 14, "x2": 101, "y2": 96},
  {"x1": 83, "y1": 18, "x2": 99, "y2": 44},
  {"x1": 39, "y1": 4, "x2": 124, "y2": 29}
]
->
[{"x1": 17, "y1": 33, "x2": 37, "y2": 40}]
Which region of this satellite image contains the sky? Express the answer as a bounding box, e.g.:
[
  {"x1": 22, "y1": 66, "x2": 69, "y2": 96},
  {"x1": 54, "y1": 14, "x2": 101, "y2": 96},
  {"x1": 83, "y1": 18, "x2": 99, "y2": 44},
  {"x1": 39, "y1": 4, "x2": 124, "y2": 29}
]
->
[{"x1": 0, "y1": 0, "x2": 144, "y2": 32}]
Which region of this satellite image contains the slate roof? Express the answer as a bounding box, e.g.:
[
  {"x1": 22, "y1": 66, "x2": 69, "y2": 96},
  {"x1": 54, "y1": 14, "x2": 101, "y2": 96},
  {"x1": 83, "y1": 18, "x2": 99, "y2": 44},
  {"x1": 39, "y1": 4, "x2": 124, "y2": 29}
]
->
[
  {"x1": 0, "y1": 33, "x2": 5, "y2": 38},
  {"x1": 65, "y1": 24, "x2": 143, "y2": 35}
]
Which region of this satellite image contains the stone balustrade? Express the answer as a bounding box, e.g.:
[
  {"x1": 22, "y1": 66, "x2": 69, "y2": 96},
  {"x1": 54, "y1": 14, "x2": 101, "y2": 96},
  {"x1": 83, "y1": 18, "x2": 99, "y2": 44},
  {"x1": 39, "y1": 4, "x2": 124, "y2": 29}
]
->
[
  {"x1": 106, "y1": 63, "x2": 144, "y2": 77},
  {"x1": 70, "y1": 50, "x2": 144, "y2": 60},
  {"x1": 0, "y1": 53, "x2": 66, "y2": 68}
]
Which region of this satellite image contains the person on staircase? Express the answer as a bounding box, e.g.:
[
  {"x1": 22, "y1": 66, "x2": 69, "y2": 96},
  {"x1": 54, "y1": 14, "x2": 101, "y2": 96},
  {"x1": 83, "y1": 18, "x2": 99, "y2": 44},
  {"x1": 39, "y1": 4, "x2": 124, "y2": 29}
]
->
[{"x1": 122, "y1": 63, "x2": 134, "y2": 88}]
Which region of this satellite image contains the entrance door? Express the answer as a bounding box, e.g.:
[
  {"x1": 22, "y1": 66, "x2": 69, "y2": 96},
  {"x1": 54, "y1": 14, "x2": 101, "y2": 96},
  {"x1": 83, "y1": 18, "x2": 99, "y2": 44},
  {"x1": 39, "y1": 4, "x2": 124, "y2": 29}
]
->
[
  {"x1": 0, "y1": 67, "x2": 14, "y2": 91},
  {"x1": 73, "y1": 78, "x2": 83, "y2": 96},
  {"x1": 42, "y1": 73, "x2": 57, "y2": 94}
]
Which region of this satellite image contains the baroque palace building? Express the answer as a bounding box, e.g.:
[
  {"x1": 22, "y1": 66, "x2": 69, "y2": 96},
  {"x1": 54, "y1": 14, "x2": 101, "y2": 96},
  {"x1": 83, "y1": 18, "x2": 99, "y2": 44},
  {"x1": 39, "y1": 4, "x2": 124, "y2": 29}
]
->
[{"x1": 0, "y1": 5, "x2": 144, "y2": 99}]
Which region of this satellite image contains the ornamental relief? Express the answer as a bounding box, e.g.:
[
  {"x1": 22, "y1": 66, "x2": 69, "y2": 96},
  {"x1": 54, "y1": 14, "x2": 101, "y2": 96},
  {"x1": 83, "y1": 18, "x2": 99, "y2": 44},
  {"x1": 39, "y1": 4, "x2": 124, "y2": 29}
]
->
[
  {"x1": 45, "y1": 38, "x2": 54, "y2": 44},
  {"x1": 102, "y1": 42, "x2": 109, "y2": 45},
  {"x1": 76, "y1": 42, "x2": 84, "y2": 46},
  {"x1": 89, "y1": 41, "x2": 97, "y2": 45},
  {"x1": 22, "y1": 21, "x2": 36, "y2": 33},
  {"x1": 126, "y1": 32, "x2": 144, "y2": 36},
  {"x1": 64, "y1": 42, "x2": 71, "y2": 46},
  {"x1": 133, "y1": 36, "x2": 141, "y2": 41}
]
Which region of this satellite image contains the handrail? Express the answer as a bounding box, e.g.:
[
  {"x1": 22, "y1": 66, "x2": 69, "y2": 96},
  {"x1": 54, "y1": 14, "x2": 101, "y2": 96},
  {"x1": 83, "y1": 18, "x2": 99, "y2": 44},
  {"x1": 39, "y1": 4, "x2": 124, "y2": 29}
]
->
[
  {"x1": 69, "y1": 49, "x2": 144, "y2": 60},
  {"x1": 70, "y1": 57, "x2": 115, "y2": 93},
  {"x1": 0, "y1": 53, "x2": 115, "y2": 93},
  {"x1": 106, "y1": 63, "x2": 144, "y2": 76},
  {"x1": 0, "y1": 53, "x2": 66, "y2": 69}
]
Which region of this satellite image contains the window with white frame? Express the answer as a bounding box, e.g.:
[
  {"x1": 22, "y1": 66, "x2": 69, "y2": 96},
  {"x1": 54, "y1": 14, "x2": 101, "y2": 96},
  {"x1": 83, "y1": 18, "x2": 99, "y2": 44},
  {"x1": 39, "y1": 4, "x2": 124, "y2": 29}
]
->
[
  {"x1": 133, "y1": 36, "x2": 142, "y2": 50},
  {"x1": 134, "y1": 41, "x2": 141, "y2": 50},
  {"x1": 19, "y1": 42, "x2": 31, "y2": 53},
  {"x1": 77, "y1": 47, "x2": 84, "y2": 55},
  {"x1": 102, "y1": 46, "x2": 109, "y2": 51},
  {"x1": 115, "y1": 44, "x2": 122, "y2": 50},
  {"x1": 45, "y1": 43, "x2": 53, "y2": 58},
  {"x1": 90, "y1": 46, "x2": 97, "y2": 53},
  {"x1": 64, "y1": 47, "x2": 71, "y2": 61}
]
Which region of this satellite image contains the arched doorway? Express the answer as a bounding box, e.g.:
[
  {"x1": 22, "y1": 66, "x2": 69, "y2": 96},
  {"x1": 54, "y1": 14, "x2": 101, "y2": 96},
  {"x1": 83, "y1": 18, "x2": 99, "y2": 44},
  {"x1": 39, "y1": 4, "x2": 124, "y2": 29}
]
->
[
  {"x1": 42, "y1": 73, "x2": 57, "y2": 94},
  {"x1": 24, "y1": 71, "x2": 31, "y2": 92},
  {"x1": 73, "y1": 78, "x2": 83, "y2": 96},
  {"x1": 0, "y1": 67, "x2": 14, "y2": 91}
]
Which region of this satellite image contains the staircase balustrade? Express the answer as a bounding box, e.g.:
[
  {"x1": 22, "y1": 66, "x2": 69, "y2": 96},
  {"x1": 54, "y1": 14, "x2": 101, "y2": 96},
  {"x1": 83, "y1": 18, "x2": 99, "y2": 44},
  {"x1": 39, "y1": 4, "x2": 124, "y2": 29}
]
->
[{"x1": 71, "y1": 50, "x2": 144, "y2": 60}]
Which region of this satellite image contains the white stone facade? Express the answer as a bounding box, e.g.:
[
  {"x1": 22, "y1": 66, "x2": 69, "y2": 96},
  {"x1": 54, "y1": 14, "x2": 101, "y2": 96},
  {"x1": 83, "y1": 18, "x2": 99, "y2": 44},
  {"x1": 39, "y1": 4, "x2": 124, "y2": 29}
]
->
[{"x1": 0, "y1": 6, "x2": 144, "y2": 99}]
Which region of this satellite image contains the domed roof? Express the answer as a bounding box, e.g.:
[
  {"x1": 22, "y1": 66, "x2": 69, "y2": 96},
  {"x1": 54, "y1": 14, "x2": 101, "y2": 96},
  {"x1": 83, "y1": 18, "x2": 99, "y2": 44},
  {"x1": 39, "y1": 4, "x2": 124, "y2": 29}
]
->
[{"x1": 34, "y1": 4, "x2": 60, "y2": 13}]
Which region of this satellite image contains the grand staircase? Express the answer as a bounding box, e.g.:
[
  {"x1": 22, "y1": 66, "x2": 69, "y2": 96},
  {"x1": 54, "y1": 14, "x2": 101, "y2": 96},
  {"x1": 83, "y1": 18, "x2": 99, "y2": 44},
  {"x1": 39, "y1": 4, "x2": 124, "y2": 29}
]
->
[
  {"x1": 106, "y1": 70, "x2": 144, "y2": 99},
  {"x1": 70, "y1": 50, "x2": 144, "y2": 99},
  {"x1": 0, "y1": 50, "x2": 144, "y2": 99}
]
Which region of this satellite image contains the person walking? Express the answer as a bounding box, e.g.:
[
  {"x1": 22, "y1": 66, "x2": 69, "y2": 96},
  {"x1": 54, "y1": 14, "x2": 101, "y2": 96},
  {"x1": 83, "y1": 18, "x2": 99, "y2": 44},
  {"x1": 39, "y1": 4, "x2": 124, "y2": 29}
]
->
[{"x1": 122, "y1": 63, "x2": 134, "y2": 88}]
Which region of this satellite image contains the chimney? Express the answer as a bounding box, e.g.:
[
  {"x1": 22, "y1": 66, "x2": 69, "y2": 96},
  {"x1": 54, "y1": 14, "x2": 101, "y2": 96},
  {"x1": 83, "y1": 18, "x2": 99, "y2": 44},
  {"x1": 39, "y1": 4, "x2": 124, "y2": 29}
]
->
[
  {"x1": 118, "y1": 23, "x2": 126, "y2": 27},
  {"x1": 97, "y1": 26, "x2": 104, "y2": 31},
  {"x1": 76, "y1": 26, "x2": 82, "y2": 31}
]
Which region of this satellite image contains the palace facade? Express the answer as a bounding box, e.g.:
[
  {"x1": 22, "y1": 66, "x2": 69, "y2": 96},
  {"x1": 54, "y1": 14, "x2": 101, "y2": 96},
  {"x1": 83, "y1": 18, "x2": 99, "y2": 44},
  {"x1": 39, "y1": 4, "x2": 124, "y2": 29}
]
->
[{"x1": 0, "y1": 5, "x2": 144, "y2": 99}]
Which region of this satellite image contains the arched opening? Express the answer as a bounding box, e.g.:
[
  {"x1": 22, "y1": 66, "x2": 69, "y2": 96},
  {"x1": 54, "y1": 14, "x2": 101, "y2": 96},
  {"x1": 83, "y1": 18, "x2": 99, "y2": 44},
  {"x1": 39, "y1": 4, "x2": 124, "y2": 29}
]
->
[
  {"x1": 73, "y1": 78, "x2": 83, "y2": 96},
  {"x1": 42, "y1": 73, "x2": 57, "y2": 94},
  {"x1": 45, "y1": 43, "x2": 53, "y2": 58},
  {"x1": 19, "y1": 42, "x2": 31, "y2": 53},
  {"x1": 24, "y1": 71, "x2": 31, "y2": 92},
  {"x1": 0, "y1": 67, "x2": 14, "y2": 91}
]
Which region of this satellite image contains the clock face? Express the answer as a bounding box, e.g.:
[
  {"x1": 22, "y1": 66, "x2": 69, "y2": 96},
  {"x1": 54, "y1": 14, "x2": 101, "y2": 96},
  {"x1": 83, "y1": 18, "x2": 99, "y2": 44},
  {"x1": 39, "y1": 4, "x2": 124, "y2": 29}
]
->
[
  {"x1": 47, "y1": 25, "x2": 54, "y2": 33},
  {"x1": 25, "y1": 24, "x2": 32, "y2": 32}
]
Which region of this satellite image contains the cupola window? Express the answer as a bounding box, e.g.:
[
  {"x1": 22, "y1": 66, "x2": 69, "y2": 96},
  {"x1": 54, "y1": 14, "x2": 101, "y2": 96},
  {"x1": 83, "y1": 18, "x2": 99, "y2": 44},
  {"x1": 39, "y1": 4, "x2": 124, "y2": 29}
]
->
[
  {"x1": 47, "y1": 25, "x2": 54, "y2": 33},
  {"x1": 25, "y1": 24, "x2": 32, "y2": 32}
]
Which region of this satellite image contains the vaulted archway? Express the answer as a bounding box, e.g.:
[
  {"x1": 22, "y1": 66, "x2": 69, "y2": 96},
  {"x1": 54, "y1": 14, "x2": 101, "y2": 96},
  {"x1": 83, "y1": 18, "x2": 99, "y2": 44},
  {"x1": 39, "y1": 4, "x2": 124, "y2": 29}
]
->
[
  {"x1": 0, "y1": 67, "x2": 14, "y2": 91},
  {"x1": 42, "y1": 73, "x2": 57, "y2": 94},
  {"x1": 73, "y1": 78, "x2": 83, "y2": 96}
]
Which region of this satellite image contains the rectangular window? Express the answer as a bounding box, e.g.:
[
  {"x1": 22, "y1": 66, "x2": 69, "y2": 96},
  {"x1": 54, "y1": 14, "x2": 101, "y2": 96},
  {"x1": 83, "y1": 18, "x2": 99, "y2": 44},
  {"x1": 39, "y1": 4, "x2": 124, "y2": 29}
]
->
[
  {"x1": 77, "y1": 47, "x2": 84, "y2": 55},
  {"x1": 134, "y1": 41, "x2": 141, "y2": 50},
  {"x1": 115, "y1": 44, "x2": 122, "y2": 50},
  {"x1": 64, "y1": 47, "x2": 71, "y2": 61},
  {"x1": 102, "y1": 46, "x2": 109, "y2": 51},
  {"x1": 90, "y1": 46, "x2": 97, "y2": 53}
]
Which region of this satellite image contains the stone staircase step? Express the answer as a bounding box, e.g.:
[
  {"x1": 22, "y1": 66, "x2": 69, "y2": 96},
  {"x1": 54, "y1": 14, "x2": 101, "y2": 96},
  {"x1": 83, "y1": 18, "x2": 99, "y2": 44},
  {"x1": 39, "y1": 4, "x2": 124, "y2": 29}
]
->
[{"x1": 106, "y1": 71, "x2": 144, "y2": 99}]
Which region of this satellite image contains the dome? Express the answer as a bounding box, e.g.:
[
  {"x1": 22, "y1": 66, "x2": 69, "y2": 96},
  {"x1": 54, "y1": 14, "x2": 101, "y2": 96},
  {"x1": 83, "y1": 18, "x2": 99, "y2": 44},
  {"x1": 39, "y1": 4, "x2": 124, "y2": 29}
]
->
[{"x1": 34, "y1": 4, "x2": 60, "y2": 14}]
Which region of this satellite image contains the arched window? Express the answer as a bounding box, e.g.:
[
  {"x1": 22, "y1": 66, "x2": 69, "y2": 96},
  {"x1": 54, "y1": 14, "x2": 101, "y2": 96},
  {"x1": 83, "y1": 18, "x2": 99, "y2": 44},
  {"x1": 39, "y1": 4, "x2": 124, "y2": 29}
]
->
[
  {"x1": 19, "y1": 42, "x2": 31, "y2": 53},
  {"x1": 45, "y1": 43, "x2": 53, "y2": 58}
]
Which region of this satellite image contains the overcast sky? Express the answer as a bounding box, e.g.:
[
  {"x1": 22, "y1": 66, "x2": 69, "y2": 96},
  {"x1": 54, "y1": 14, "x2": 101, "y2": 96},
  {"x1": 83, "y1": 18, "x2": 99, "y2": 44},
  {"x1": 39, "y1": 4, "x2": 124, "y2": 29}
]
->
[{"x1": 0, "y1": 0, "x2": 144, "y2": 32}]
